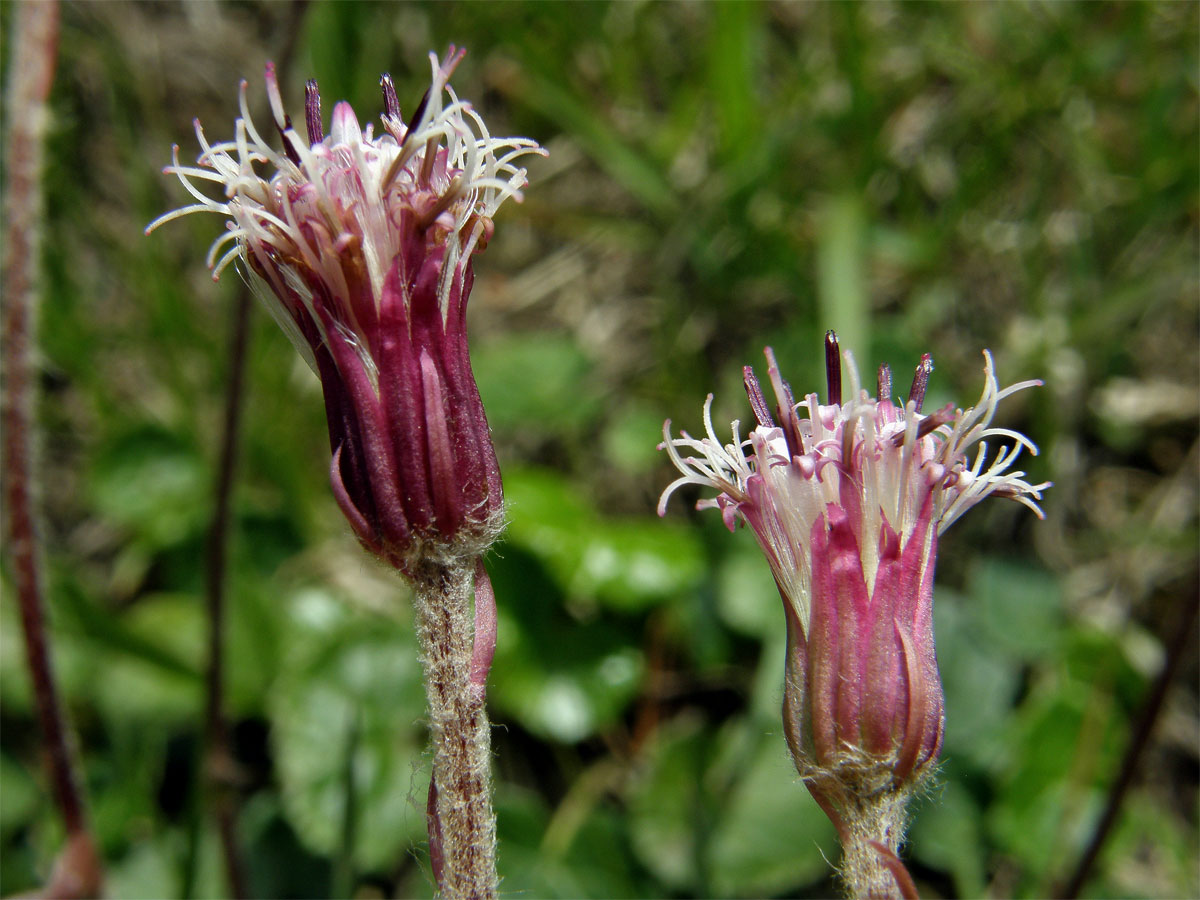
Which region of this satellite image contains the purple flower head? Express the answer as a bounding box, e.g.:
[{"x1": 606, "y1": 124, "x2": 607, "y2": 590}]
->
[
  {"x1": 149, "y1": 49, "x2": 544, "y2": 574},
  {"x1": 660, "y1": 333, "x2": 1050, "y2": 818}
]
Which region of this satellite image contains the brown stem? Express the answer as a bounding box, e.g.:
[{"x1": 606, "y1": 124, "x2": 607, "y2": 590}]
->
[
  {"x1": 411, "y1": 561, "x2": 498, "y2": 900},
  {"x1": 2, "y1": 2, "x2": 103, "y2": 896},
  {"x1": 204, "y1": 283, "x2": 252, "y2": 900},
  {"x1": 1055, "y1": 586, "x2": 1200, "y2": 899},
  {"x1": 198, "y1": 7, "x2": 311, "y2": 895}
]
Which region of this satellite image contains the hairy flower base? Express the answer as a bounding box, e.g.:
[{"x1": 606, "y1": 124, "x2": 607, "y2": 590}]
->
[{"x1": 801, "y1": 766, "x2": 920, "y2": 900}]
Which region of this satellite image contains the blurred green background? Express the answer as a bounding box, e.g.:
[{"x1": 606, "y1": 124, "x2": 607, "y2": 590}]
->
[{"x1": 2, "y1": 1, "x2": 1196, "y2": 897}]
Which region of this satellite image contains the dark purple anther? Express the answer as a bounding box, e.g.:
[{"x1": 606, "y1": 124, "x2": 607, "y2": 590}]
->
[
  {"x1": 279, "y1": 113, "x2": 301, "y2": 165},
  {"x1": 380, "y1": 73, "x2": 401, "y2": 121},
  {"x1": 891, "y1": 402, "x2": 955, "y2": 447},
  {"x1": 907, "y1": 353, "x2": 934, "y2": 412},
  {"x1": 404, "y1": 87, "x2": 431, "y2": 149},
  {"x1": 305, "y1": 79, "x2": 323, "y2": 145},
  {"x1": 744, "y1": 365, "x2": 776, "y2": 428},
  {"x1": 878, "y1": 363, "x2": 892, "y2": 401},
  {"x1": 825, "y1": 331, "x2": 842, "y2": 407}
]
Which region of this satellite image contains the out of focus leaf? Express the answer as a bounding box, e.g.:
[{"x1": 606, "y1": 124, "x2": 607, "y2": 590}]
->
[
  {"x1": 486, "y1": 548, "x2": 643, "y2": 743},
  {"x1": 473, "y1": 334, "x2": 601, "y2": 435},
  {"x1": 92, "y1": 593, "x2": 205, "y2": 725},
  {"x1": 104, "y1": 828, "x2": 224, "y2": 900},
  {"x1": 627, "y1": 716, "x2": 706, "y2": 891},
  {"x1": 986, "y1": 677, "x2": 1119, "y2": 890},
  {"x1": 603, "y1": 402, "x2": 667, "y2": 475},
  {"x1": 496, "y1": 785, "x2": 643, "y2": 899},
  {"x1": 715, "y1": 528, "x2": 782, "y2": 638},
  {"x1": 969, "y1": 557, "x2": 1063, "y2": 662},
  {"x1": 504, "y1": 467, "x2": 704, "y2": 612},
  {"x1": 270, "y1": 615, "x2": 429, "y2": 873},
  {"x1": 934, "y1": 589, "x2": 1021, "y2": 766},
  {"x1": 238, "y1": 793, "x2": 337, "y2": 900},
  {"x1": 89, "y1": 428, "x2": 209, "y2": 549},
  {"x1": 0, "y1": 754, "x2": 39, "y2": 833},
  {"x1": 52, "y1": 575, "x2": 198, "y2": 682},
  {"x1": 707, "y1": 730, "x2": 838, "y2": 897},
  {"x1": 908, "y1": 775, "x2": 987, "y2": 898},
  {"x1": 1104, "y1": 794, "x2": 1200, "y2": 899}
]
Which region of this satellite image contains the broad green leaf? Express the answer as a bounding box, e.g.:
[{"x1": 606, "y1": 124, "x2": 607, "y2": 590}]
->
[
  {"x1": 716, "y1": 529, "x2": 783, "y2": 638},
  {"x1": 504, "y1": 467, "x2": 704, "y2": 612},
  {"x1": 969, "y1": 558, "x2": 1063, "y2": 662},
  {"x1": 908, "y1": 775, "x2": 987, "y2": 898},
  {"x1": 0, "y1": 754, "x2": 39, "y2": 834},
  {"x1": 496, "y1": 785, "x2": 644, "y2": 899},
  {"x1": 707, "y1": 730, "x2": 838, "y2": 897},
  {"x1": 603, "y1": 402, "x2": 668, "y2": 475},
  {"x1": 934, "y1": 591, "x2": 1021, "y2": 766},
  {"x1": 473, "y1": 335, "x2": 601, "y2": 435},
  {"x1": 91, "y1": 593, "x2": 205, "y2": 725},
  {"x1": 486, "y1": 549, "x2": 644, "y2": 742},
  {"x1": 270, "y1": 617, "x2": 429, "y2": 873},
  {"x1": 89, "y1": 428, "x2": 209, "y2": 550},
  {"x1": 986, "y1": 677, "x2": 1121, "y2": 892},
  {"x1": 626, "y1": 716, "x2": 706, "y2": 891}
]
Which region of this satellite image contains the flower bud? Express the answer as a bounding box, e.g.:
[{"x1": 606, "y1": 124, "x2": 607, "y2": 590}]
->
[
  {"x1": 149, "y1": 49, "x2": 545, "y2": 574},
  {"x1": 660, "y1": 333, "x2": 1050, "y2": 888}
]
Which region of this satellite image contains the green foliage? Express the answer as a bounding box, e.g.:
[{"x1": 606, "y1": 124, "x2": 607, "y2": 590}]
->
[
  {"x1": 2, "y1": 1, "x2": 1196, "y2": 898},
  {"x1": 269, "y1": 600, "x2": 429, "y2": 872}
]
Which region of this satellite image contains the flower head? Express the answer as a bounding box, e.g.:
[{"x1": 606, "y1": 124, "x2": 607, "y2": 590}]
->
[
  {"x1": 659, "y1": 333, "x2": 1050, "y2": 819},
  {"x1": 148, "y1": 49, "x2": 544, "y2": 574}
]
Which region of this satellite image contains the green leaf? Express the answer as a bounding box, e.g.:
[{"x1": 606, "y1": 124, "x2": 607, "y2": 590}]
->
[
  {"x1": 0, "y1": 754, "x2": 40, "y2": 834},
  {"x1": 969, "y1": 558, "x2": 1063, "y2": 662},
  {"x1": 486, "y1": 548, "x2": 644, "y2": 743},
  {"x1": 627, "y1": 716, "x2": 706, "y2": 891},
  {"x1": 270, "y1": 615, "x2": 430, "y2": 873},
  {"x1": 473, "y1": 335, "x2": 601, "y2": 435},
  {"x1": 503, "y1": 467, "x2": 704, "y2": 612},
  {"x1": 715, "y1": 528, "x2": 784, "y2": 638},
  {"x1": 603, "y1": 402, "x2": 670, "y2": 475},
  {"x1": 908, "y1": 776, "x2": 987, "y2": 898},
  {"x1": 89, "y1": 428, "x2": 209, "y2": 550},
  {"x1": 496, "y1": 785, "x2": 644, "y2": 899},
  {"x1": 707, "y1": 730, "x2": 838, "y2": 896},
  {"x1": 933, "y1": 590, "x2": 1021, "y2": 766},
  {"x1": 985, "y1": 677, "x2": 1121, "y2": 892},
  {"x1": 90, "y1": 593, "x2": 205, "y2": 725},
  {"x1": 104, "y1": 828, "x2": 225, "y2": 900}
]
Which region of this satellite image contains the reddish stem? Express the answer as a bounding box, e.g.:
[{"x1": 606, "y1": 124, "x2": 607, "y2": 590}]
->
[
  {"x1": 2, "y1": 2, "x2": 103, "y2": 895},
  {"x1": 204, "y1": 284, "x2": 252, "y2": 900},
  {"x1": 1055, "y1": 586, "x2": 1200, "y2": 898}
]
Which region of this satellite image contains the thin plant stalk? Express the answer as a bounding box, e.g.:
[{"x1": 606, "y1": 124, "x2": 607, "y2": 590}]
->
[
  {"x1": 197, "y1": 9, "x2": 309, "y2": 896},
  {"x1": 1, "y1": 1, "x2": 103, "y2": 895},
  {"x1": 1056, "y1": 586, "x2": 1200, "y2": 899},
  {"x1": 204, "y1": 285, "x2": 252, "y2": 900}
]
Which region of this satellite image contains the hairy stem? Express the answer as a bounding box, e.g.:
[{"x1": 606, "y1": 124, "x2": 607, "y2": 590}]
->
[
  {"x1": 2, "y1": 3, "x2": 103, "y2": 896},
  {"x1": 837, "y1": 789, "x2": 910, "y2": 900},
  {"x1": 411, "y1": 561, "x2": 497, "y2": 900}
]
